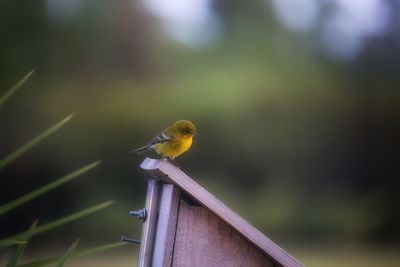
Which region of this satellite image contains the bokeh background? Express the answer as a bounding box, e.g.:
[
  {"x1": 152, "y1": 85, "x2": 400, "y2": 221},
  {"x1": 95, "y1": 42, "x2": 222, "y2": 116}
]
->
[{"x1": 1, "y1": 0, "x2": 400, "y2": 266}]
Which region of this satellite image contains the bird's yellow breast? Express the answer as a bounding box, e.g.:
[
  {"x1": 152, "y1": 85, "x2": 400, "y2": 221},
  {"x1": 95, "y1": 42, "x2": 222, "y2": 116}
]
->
[{"x1": 154, "y1": 136, "x2": 193, "y2": 159}]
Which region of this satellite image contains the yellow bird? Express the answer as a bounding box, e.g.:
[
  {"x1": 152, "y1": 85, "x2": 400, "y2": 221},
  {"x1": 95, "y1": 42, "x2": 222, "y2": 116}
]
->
[{"x1": 131, "y1": 120, "x2": 196, "y2": 159}]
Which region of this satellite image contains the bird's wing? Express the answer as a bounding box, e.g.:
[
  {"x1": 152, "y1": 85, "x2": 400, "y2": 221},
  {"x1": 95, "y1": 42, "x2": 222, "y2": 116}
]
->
[
  {"x1": 149, "y1": 132, "x2": 170, "y2": 146},
  {"x1": 129, "y1": 131, "x2": 170, "y2": 155}
]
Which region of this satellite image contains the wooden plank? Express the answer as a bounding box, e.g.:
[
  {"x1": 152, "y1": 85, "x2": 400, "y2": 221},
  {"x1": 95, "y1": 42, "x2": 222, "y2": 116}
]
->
[
  {"x1": 152, "y1": 184, "x2": 181, "y2": 267},
  {"x1": 140, "y1": 158, "x2": 303, "y2": 267},
  {"x1": 172, "y1": 201, "x2": 275, "y2": 267},
  {"x1": 138, "y1": 179, "x2": 161, "y2": 267}
]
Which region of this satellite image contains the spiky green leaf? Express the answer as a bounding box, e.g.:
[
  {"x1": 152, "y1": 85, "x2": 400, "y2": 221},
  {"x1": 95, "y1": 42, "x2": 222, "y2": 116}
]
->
[
  {"x1": 16, "y1": 242, "x2": 125, "y2": 267},
  {"x1": 54, "y1": 239, "x2": 79, "y2": 267},
  {"x1": 0, "y1": 240, "x2": 27, "y2": 249},
  {"x1": 0, "y1": 201, "x2": 114, "y2": 248},
  {"x1": 6, "y1": 220, "x2": 38, "y2": 267},
  {"x1": 0, "y1": 70, "x2": 34, "y2": 107},
  {"x1": 0, "y1": 114, "x2": 74, "y2": 170},
  {"x1": 0, "y1": 161, "x2": 100, "y2": 216}
]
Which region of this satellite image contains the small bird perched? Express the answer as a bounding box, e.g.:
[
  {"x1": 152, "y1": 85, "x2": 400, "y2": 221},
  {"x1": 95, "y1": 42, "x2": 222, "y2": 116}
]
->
[{"x1": 130, "y1": 120, "x2": 196, "y2": 159}]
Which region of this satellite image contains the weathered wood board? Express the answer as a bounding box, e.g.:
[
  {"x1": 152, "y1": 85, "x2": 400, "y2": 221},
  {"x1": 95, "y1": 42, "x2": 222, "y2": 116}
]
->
[
  {"x1": 137, "y1": 179, "x2": 160, "y2": 267},
  {"x1": 140, "y1": 158, "x2": 304, "y2": 267},
  {"x1": 172, "y1": 201, "x2": 276, "y2": 267},
  {"x1": 152, "y1": 184, "x2": 181, "y2": 267},
  {"x1": 139, "y1": 158, "x2": 304, "y2": 267}
]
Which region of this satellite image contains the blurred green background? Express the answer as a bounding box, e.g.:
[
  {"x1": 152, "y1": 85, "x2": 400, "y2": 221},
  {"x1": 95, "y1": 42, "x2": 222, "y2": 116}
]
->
[{"x1": 1, "y1": 0, "x2": 399, "y2": 266}]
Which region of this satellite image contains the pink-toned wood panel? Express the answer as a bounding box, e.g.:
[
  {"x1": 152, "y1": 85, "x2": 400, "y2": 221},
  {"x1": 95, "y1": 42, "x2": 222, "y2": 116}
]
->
[
  {"x1": 152, "y1": 184, "x2": 181, "y2": 267},
  {"x1": 138, "y1": 179, "x2": 160, "y2": 267},
  {"x1": 172, "y1": 201, "x2": 276, "y2": 267},
  {"x1": 140, "y1": 158, "x2": 303, "y2": 267}
]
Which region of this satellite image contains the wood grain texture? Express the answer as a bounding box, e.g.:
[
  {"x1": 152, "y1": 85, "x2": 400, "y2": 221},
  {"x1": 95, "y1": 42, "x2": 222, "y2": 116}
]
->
[
  {"x1": 138, "y1": 179, "x2": 161, "y2": 267},
  {"x1": 152, "y1": 184, "x2": 181, "y2": 267},
  {"x1": 140, "y1": 158, "x2": 303, "y2": 267},
  {"x1": 172, "y1": 201, "x2": 275, "y2": 267}
]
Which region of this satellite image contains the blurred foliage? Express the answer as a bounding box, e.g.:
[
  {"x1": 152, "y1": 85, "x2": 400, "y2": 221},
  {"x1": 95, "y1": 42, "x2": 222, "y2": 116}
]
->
[
  {"x1": 1, "y1": 0, "x2": 400, "y2": 265},
  {"x1": 0, "y1": 73, "x2": 123, "y2": 266}
]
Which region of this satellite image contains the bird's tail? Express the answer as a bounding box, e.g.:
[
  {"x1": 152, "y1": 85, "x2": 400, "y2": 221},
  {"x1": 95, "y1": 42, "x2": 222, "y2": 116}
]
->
[{"x1": 129, "y1": 145, "x2": 150, "y2": 155}]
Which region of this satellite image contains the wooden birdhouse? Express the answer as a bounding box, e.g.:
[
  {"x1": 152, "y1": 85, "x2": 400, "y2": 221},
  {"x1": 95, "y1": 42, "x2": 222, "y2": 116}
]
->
[{"x1": 134, "y1": 158, "x2": 303, "y2": 267}]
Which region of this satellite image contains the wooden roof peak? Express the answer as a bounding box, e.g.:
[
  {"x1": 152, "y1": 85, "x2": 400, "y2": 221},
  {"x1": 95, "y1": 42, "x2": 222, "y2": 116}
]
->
[{"x1": 140, "y1": 158, "x2": 304, "y2": 267}]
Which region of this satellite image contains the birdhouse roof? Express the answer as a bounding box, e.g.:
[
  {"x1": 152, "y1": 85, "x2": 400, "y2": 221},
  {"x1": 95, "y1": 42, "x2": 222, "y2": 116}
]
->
[{"x1": 140, "y1": 158, "x2": 303, "y2": 267}]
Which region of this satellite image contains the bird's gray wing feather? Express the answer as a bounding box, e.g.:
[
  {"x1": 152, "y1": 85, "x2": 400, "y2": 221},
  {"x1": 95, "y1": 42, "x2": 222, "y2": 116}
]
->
[{"x1": 149, "y1": 132, "x2": 170, "y2": 146}]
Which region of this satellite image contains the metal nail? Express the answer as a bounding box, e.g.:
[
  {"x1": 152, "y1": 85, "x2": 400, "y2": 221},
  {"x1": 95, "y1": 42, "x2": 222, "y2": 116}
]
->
[
  {"x1": 129, "y1": 208, "x2": 147, "y2": 221},
  {"x1": 121, "y1": 235, "x2": 141, "y2": 244}
]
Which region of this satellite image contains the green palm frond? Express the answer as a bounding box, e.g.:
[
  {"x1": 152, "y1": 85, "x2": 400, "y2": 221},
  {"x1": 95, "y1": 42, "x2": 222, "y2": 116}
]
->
[
  {"x1": 0, "y1": 114, "x2": 74, "y2": 170},
  {"x1": 0, "y1": 201, "x2": 114, "y2": 248},
  {"x1": 54, "y1": 239, "x2": 79, "y2": 267},
  {"x1": 6, "y1": 220, "x2": 38, "y2": 267},
  {"x1": 0, "y1": 70, "x2": 34, "y2": 107},
  {"x1": 16, "y1": 242, "x2": 125, "y2": 267},
  {"x1": 0, "y1": 161, "x2": 100, "y2": 216}
]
